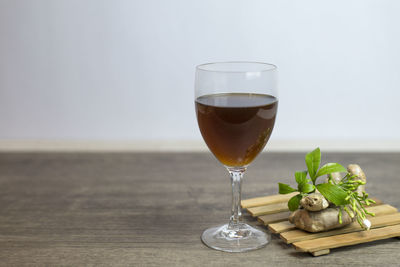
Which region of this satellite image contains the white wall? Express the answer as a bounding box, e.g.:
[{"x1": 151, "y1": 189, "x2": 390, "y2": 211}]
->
[{"x1": 1, "y1": 1, "x2": 399, "y2": 148}]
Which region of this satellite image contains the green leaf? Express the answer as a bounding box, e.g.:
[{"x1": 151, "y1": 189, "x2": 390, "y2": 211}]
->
[
  {"x1": 278, "y1": 183, "x2": 297, "y2": 194},
  {"x1": 288, "y1": 194, "x2": 302, "y2": 211},
  {"x1": 316, "y1": 163, "x2": 347, "y2": 178},
  {"x1": 305, "y1": 148, "x2": 321, "y2": 182},
  {"x1": 298, "y1": 183, "x2": 315, "y2": 194},
  {"x1": 316, "y1": 183, "x2": 349, "y2": 206},
  {"x1": 295, "y1": 171, "x2": 308, "y2": 184}
]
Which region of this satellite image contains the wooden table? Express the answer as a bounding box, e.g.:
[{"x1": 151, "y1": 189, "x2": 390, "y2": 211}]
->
[{"x1": 0, "y1": 152, "x2": 399, "y2": 266}]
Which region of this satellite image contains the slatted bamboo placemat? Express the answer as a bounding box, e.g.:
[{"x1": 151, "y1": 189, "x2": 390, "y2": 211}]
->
[{"x1": 242, "y1": 194, "x2": 400, "y2": 256}]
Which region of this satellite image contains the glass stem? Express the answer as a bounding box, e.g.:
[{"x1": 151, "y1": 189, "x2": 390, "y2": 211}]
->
[{"x1": 227, "y1": 167, "x2": 246, "y2": 230}]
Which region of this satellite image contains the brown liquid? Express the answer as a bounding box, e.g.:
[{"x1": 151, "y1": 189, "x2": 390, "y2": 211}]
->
[{"x1": 195, "y1": 93, "x2": 278, "y2": 167}]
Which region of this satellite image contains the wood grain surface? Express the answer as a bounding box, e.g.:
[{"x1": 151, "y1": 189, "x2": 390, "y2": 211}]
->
[{"x1": 0, "y1": 152, "x2": 399, "y2": 266}]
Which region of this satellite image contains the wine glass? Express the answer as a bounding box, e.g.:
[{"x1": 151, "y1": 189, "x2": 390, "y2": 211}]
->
[{"x1": 195, "y1": 62, "x2": 278, "y2": 252}]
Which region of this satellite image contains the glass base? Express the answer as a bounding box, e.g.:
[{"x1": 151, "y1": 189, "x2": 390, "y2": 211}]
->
[{"x1": 201, "y1": 223, "x2": 269, "y2": 252}]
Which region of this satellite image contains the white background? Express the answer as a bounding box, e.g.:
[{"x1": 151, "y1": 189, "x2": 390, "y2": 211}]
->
[{"x1": 1, "y1": 0, "x2": 399, "y2": 149}]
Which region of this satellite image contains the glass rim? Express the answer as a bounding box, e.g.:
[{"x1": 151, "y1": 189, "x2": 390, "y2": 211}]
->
[{"x1": 196, "y1": 61, "x2": 277, "y2": 73}]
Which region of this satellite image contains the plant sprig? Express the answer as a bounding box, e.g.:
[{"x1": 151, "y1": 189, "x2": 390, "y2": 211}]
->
[
  {"x1": 278, "y1": 148, "x2": 347, "y2": 210},
  {"x1": 278, "y1": 147, "x2": 375, "y2": 230},
  {"x1": 329, "y1": 173, "x2": 375, "y2": 228}
]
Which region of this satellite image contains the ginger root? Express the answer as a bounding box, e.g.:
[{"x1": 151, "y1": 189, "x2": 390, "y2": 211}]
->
[
  {"x1": 326, "y1": 164, "x2": 367, "y2": 197},
  {"x1": 326, "y1": 172, "x2": 341, "y2": 184},
  {"x1": 280, "y1": 148, "x2": 373, "y2": 232},
  {"x1": 300, "y1": 193, "x2": 329, "y2": 211},
  {"x1": 289, "y1": 207, "x2": 353, "y2": 233},
  {"x1": 347, "y1": 164, "x2": 366, "y2": 196}
]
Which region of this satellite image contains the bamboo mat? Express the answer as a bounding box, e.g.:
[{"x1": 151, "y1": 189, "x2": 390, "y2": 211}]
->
[{"x1": 242, "y1": 194, "x2": 400, "y2": 256}]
